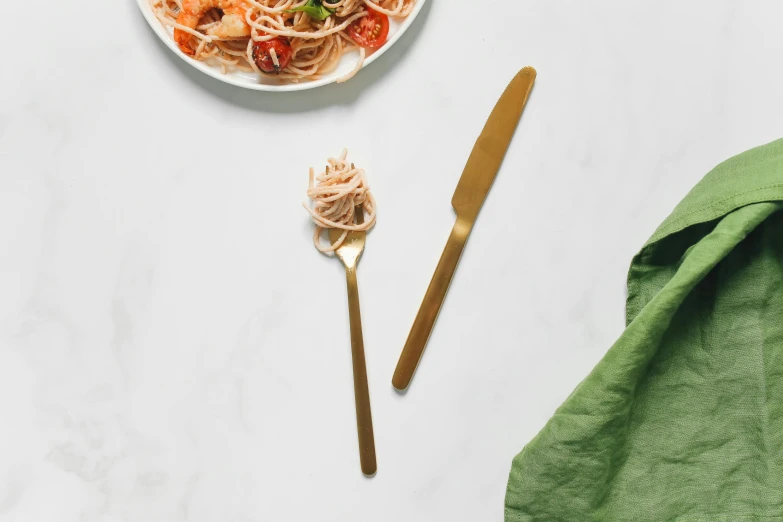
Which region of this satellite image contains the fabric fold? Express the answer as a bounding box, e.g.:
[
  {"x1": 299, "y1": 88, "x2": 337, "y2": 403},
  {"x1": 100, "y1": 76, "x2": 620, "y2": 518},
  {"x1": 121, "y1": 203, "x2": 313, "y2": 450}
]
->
[{"x1": 506, "y1": 139, "x2": 783, "y2": 522}]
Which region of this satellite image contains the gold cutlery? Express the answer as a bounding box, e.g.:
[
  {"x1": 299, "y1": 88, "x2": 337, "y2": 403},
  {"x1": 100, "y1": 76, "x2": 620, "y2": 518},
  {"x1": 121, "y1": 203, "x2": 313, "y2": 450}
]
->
[
  {"x1": 392, "y1": 66, "x2": 537, "y2": 391},
  {"x1": 329, "y1": 206, "x2": 377, "y2": 476}
]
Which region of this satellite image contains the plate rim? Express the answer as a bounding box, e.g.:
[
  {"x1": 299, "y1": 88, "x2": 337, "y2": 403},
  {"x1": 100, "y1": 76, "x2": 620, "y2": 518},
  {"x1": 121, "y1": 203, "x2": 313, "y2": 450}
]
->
[{"x1": 136, "y1": 0, "x2": 427, "y2": 92}]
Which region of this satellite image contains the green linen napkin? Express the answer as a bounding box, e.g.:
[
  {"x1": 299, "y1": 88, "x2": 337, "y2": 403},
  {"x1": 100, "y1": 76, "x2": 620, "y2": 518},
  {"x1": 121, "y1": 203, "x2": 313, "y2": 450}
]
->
[{"x1": 506, "y1": 139, "x2": 783, "y2": 522}]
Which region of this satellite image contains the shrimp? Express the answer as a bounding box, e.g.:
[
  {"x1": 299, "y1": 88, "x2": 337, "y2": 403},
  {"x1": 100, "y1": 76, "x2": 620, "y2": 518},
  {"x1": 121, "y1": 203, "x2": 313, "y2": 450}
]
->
[{"x1": 174, "y1": 0, "x2": 251, "y2": 56}]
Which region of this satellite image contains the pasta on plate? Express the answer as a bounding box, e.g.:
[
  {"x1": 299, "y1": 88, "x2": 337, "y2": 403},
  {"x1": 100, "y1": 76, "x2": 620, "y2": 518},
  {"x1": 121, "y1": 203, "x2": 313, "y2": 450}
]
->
[{"x1": 149, "y1": 0, "x2": 416, "y2": 83}]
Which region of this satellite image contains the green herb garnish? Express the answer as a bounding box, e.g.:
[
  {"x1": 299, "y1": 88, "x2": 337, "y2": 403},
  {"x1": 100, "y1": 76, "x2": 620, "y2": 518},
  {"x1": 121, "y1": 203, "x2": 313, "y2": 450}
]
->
[{"x1": 286, "y1": 0, "x2": 336, "y2": 21}]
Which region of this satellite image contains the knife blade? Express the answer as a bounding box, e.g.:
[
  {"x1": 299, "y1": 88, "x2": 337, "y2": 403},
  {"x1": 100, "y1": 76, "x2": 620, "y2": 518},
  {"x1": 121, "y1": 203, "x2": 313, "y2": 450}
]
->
[{"x1": 392, "y1": 67, "x2": 536, "y2": 391}]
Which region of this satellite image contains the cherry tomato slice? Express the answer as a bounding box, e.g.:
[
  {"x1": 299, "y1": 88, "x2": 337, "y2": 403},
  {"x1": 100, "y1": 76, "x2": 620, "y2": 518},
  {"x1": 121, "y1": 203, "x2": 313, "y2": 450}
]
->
[
  {"x1": 346, "y1": 9, "x2": 390, "y2": 49},
  {"x1": 252, "y1": 37, "x2": 293, "y2": 73}
]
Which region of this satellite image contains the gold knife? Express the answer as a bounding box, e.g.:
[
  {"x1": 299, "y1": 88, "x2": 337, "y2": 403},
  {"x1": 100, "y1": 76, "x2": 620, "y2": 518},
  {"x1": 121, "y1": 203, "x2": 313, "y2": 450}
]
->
[{"x1": 392, "y1": 66, "x2": 537, "y2": 391}]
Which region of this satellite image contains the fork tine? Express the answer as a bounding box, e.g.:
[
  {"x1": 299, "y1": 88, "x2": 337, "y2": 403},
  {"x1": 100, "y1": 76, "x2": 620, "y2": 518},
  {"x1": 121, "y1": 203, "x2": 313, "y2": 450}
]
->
[
  {"x1": 355, "y1": 205, "x2": 365, "y2": 225},
  {"x1": 329, "y1": 227, "x2": 349, "y2": 246}
]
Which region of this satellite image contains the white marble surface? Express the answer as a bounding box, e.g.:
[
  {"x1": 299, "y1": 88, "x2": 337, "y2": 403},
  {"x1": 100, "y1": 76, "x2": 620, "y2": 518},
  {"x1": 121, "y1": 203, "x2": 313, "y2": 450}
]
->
[{"x1": 2, "y1": 1, "x2": 783, "y2": 520}]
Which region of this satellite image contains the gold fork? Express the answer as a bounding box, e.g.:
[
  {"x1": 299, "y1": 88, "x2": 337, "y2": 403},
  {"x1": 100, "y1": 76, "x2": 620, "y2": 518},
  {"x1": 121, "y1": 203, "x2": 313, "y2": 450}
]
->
[{"x1": 328, "y1": 206, "x2": 377, "y2": 477}]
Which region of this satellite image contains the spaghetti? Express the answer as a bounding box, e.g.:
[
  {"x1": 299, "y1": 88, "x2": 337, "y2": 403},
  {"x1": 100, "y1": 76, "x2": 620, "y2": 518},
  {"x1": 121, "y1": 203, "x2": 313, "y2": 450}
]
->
[
  {"x1": 149, "y1": 0, "x2": 417, "y2": 83},
  {"x1": 304, "y1": 150, "x2": 376, "y2": 253}
]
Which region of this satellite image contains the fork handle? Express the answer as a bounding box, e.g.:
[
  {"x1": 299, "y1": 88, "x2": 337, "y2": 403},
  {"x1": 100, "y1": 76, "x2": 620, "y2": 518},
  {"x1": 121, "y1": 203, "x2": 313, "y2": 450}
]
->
[
  {"x1": 393, "y1": 218, "x2": 472, "y2": 391},
  {"x1": 345, "y1": 266, "x2": 377, "y2": 477}
]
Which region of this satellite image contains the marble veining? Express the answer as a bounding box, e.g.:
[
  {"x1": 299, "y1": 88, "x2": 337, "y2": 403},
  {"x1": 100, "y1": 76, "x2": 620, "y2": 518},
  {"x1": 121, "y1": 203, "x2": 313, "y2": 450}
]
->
[{"x1": 2, "y1": 0, "x2": 783, "y2": 520}]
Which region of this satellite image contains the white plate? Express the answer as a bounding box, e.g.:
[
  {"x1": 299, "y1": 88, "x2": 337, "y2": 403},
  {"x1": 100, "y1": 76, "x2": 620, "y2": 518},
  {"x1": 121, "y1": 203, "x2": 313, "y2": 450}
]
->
[{"x1": 137, "y1": 0, "x2": 427, "y2": 92}]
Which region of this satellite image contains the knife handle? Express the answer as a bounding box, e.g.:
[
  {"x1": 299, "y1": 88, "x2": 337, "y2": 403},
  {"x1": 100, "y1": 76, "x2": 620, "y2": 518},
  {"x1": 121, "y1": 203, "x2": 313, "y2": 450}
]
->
[{"x1": 393, "y1": 218, "x2": 471, "y2": 391}]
